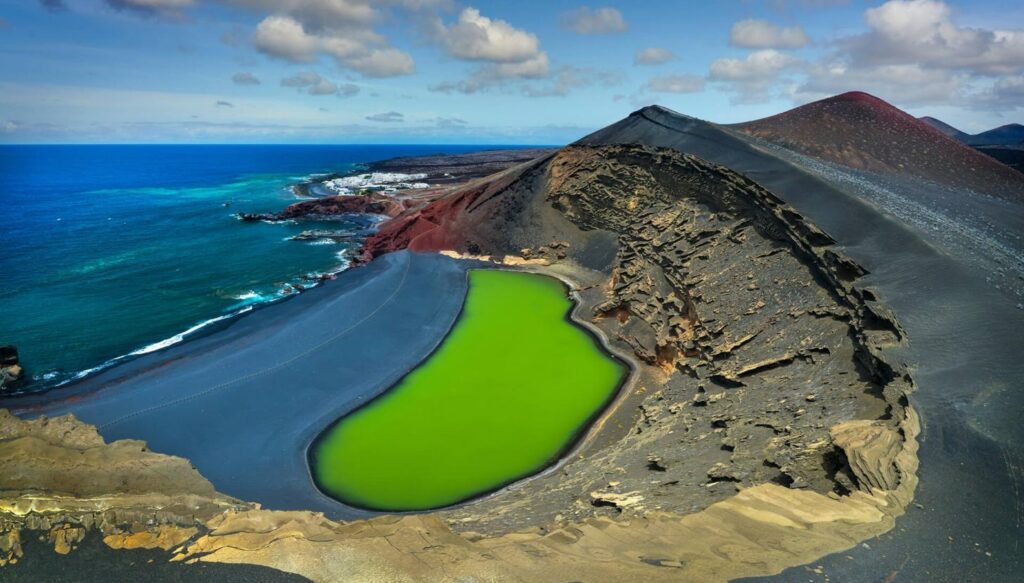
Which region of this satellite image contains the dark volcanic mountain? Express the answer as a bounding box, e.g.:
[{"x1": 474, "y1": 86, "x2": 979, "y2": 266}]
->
[
  {"x1": 733, "y1": 91, "x2": 1024, "y2": 199},
  {"x1": 919, "y1": 117, "x2": 1024, "y2": 173},
  {"x1": 975, "y1": 147, "x2": 1024, "y2": 173},
  {"x1": 970, "y1": 124, "x2": 1024, "y2": 147},
  {"x1": 920, "y1": 117, "x2": 1024, "y2": 147},
  {"x1": 919, "y1": 116, "x2": 970, "y2": 141}
]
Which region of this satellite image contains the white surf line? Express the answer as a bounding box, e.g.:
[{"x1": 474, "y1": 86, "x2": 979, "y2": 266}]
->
[
  {"x1": 97, "y1": 253, "x2": 413, "y2": 431},
  {"x1": 57, "y1": 308, "x2": 257, "y2": 387}
]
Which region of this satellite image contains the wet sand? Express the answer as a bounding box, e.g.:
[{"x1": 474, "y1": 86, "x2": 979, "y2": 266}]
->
[{"x1": 7, "y1": 251, "x2": 474, "y2": 519}]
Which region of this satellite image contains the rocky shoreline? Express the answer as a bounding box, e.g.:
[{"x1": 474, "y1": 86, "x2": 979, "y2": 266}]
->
[
  {"x1": 0, "y1": 347, "x2": 21, "y2": 392},
  {"x1": 237, "y1": 193, "x2": 405, "y2": 223},
  {"x1": 240, "y1": 148, "x2": 558, "y2": 231}
]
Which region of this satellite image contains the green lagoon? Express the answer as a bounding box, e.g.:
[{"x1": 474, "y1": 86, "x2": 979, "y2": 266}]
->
[{"x1": 311, "y1": 269, "x2": 627, "y2": 511}]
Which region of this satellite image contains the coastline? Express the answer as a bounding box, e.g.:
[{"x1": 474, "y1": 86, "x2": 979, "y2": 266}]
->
[
  {"x1": 1, "y1": 139, "x2": 935, "y2": 582},
  {"x1": 3, "y1": 148, "x2": 550, "y2": 398}
]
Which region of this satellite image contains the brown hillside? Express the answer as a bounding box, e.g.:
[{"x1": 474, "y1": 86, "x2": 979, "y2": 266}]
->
[{"x1": 734, "y1": 92, "x2": 1024, "y2": 200}]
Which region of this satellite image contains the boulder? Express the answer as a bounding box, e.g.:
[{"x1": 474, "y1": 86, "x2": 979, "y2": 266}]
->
[{"x1": 0, "y1": 345, "x2": 21, "y2": 390}]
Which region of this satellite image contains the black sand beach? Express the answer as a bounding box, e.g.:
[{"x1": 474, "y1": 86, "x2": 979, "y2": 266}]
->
[{"x1": 9, "y1": 251, "x2": 473, "y2": 519}]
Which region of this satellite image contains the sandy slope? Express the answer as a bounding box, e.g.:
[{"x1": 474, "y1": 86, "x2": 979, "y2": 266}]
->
[{"x1": 733, "y1": 92, "x2": 1024, "y2": 201}]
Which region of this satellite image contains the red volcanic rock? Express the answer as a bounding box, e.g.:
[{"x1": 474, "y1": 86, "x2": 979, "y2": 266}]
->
[
  {"x1": 362, "y1": 181, "x2": 488, "y2": 258},
  {"x1": 362, "y1": 161, "x2": 546, "y2": 260},
  {"x1": 734, "y1": 91, "x2": 1024, "y2": 200},
  {"x1": 239, "y1": 194, "x2": 405, "y2": 222}
]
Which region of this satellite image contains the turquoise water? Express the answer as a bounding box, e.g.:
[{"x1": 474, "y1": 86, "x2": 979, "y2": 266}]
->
[{"x1": 0, "y1": 145, "x2": 514, "y2": 393}]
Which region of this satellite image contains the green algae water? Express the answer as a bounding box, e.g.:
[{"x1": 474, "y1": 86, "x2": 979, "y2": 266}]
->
[{"x1": 311, "y1": 270, "x2": 627, "y2": 511}]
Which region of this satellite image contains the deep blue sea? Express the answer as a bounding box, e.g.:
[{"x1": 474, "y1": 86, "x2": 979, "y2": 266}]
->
[{"x1": 0, "y1": 144, "x2": 512, "y2": 393}]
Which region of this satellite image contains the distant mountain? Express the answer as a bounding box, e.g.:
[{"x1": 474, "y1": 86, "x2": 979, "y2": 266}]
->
[
  {"x1": 731, "y1": 92, "x2": 1024, "y2": 198},
  {"x1": 919, "y1": 117, "x2": 1024, "y2": 148},
  {"x1": 917, "y1": 117, "x2": 1024, "y2": 174},
  {"x1": 919, "y1": 116, "x2": 970, "y2": 142},
  {"x1": 969, "y1": 124, "x2": 1024, "y2": 147}
]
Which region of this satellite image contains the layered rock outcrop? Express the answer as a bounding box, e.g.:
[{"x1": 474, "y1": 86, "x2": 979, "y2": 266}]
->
[{"x1": 0, "y1": 410, "x2": 249, "y2": 562}]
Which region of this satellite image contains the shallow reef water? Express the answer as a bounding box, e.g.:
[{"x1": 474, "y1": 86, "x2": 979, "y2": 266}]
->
[{"x1": 0, "y1": 144, "x2": 490, "y2": 393}]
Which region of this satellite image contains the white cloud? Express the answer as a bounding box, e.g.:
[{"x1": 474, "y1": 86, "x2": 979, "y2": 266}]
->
[
  {"x1": 430, "y1": 7, "x2": 542, "y2": 63},
  {"x1": 281, "y1": 71, "x2": 359, "y2": 97},
  {"x1": 337, "y1": 83, "x2": 360, "y2": 97},
  {"x1": 784, "y1": 0, "x2": 1024, "y2": 110},
  {"x1": 428, "y1": 54, "x2": 553, "y2": 95},
  {"x1": 254, "y1": 16, "x2": 320, "y2": 63},
  {"x1": 431, "y1": 116, "x2": 467, "y2": 128},
  {"x1": 972, "y1": 75, "x2": 1024, "y2": 112},
  {"x1": 252, "y1": 14, "x2": 413, "y2": 77},
  {"x1": 729, "y1": 19, "x2": 811, "y2": 49},
  {"x1": 232, "y1": 72, "x2": 261, "y2": 85},
  {"x1": 428, "y1": 7, "x2": 554, "y2": 92},
  {"x1": 344, "y1": 48, "x2": 415, "y2": 78},
  {"x1": 709, "y1": 49, "x2": 802, "y2": 103},
  {"x1": 524, "y1": 66, "x2": 623, "y2": 97},
  {"x1": 634, "y1": 47, "x2": 675, "y2": 65},
  {"x1": 560, "y1": 7, "x2": 627, "y2": 35},
  {"x1": 796, "y1": 61, "x2": 967, "y2": 106},
  {"x1": 487, "y1": 54, "x2": 550, "y2": 79},
  {"x1": 710, "y1": 49, "x2": 800, "y2": 81},
  {"x1": 365, "y1": 111, "x2": 404, "y2": 122},
  {"x1": 105, "y1": 0, "x2": 195, "y2": 17},
  {"x1": 231, "y1": 2, "x2": 419, "y2": 78},
  {"x1": 646, "y1": 74, "x2": 705, "y2": 93},
  {"x1": 846, "y1": 0, "x2": 1024, "y2": 76},
  {"x1": 226, "y1": 0, "x2": 376, "y2": 29}
]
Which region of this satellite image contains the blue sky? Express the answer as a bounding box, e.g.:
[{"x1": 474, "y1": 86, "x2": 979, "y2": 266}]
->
[{"x1": 1, "y1": 0, "x2": 1022, "y2": 143}]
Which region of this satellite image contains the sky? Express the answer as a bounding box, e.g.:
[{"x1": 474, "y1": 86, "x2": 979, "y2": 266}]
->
[{"x1": 0, "y1": 0, "x2": 1022, "y2": 144}]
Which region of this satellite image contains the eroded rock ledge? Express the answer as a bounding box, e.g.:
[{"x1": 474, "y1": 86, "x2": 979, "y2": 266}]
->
[
  {"x1": 0, "y1": 410, "x2": 248, "y2": 566},
  {"x1": 0, "y1": 407, "x2": 918, "y2": 581}
]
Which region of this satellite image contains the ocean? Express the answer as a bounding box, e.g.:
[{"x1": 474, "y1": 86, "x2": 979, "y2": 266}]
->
[{"x1": 0, "y1": 144, "x2": 505, "y2": 393}]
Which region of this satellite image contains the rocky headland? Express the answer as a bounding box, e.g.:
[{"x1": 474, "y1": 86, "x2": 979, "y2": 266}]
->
[{"x1": 237, "y1": 193, "x2": 405, "y2": 223}]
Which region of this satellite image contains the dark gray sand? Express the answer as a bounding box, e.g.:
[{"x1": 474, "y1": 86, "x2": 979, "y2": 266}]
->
[
  {"x1": 8, "y1": 251, "x2": 472, "y2": 520},
  {"x1": 583, "y1": 106, "x2": 1024, "y2": 582}
]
